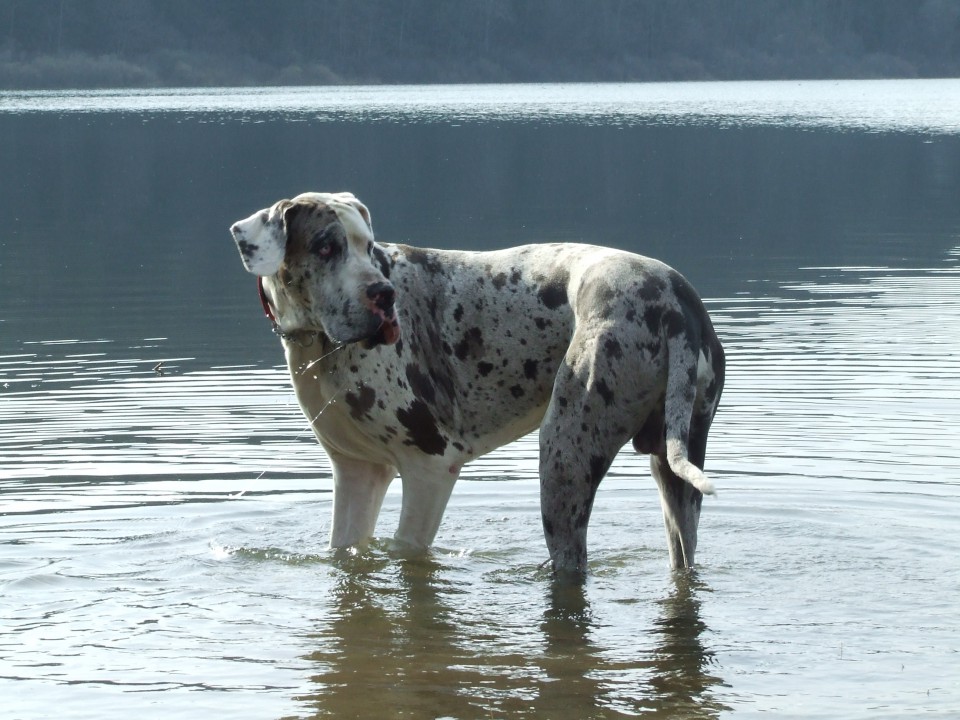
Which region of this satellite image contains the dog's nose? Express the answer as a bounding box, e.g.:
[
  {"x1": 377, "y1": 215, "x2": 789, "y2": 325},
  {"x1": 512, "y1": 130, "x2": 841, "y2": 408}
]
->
[{"x1": 367, "y1": 282, "x2": 395, "y2": 312}]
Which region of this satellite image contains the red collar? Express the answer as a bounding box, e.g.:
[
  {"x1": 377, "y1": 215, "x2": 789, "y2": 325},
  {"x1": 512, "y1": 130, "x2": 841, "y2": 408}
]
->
[{"x1": 257, "y1": 277, "x2": 276, "y2": 323}]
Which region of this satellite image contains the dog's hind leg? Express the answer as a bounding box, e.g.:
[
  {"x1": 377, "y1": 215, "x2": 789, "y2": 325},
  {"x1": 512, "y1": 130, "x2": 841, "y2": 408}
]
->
[
  {"x1": 650, "y1": 311, "x2": 726, "y2": 568},
  {"x1": 539, "y1": 341, "x2": 635, "y2": 581},
  {"x1": 654, "y1": 403, "x2": 721, "y2": 569},
  {"x1": 652, "y1": 434, "x2": 700, "y2": 568}
]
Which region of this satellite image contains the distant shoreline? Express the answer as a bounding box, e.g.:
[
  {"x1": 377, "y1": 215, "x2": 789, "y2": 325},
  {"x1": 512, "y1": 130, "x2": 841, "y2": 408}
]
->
[
  {"x1": 5, "y1": 0, "x2": 958, "y2": 91},
  {"x1": 2, "y1": 50, "x2": 956, "y2": 91}
]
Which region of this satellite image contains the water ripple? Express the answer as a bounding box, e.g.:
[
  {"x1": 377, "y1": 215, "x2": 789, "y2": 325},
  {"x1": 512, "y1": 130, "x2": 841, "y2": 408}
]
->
[
  {"x1": 708, "y1": 258, "x2": 960, "y2": 495},
  {"x1": 3, "y1": 259, "x2": 957, "y2": 518},
  {"x1": 3, "y1": 80, "x2": 960, "y2": 134}
]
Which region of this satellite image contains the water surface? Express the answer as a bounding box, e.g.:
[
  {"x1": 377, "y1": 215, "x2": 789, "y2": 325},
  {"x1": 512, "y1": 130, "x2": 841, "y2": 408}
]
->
[{"x1": 2, "y1": 81, "x2": 959, "y2": 719}]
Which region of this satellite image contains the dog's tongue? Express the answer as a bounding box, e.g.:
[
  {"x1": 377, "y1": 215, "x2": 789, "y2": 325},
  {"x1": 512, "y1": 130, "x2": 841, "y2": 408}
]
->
[{"x1": 381, "y1": 317, "x2": 401, "y2": 345}]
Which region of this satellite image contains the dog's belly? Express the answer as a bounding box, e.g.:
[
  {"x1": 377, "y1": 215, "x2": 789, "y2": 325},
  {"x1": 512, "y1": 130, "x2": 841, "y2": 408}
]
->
[{"x1": 290, "y1": 345, "x2": 560, "y2": 470}]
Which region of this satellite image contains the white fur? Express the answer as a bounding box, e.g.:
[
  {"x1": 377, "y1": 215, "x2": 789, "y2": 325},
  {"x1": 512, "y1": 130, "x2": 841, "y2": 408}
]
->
[{"x1": 230, "y1": 209, "x2": 286, "y2": 276}]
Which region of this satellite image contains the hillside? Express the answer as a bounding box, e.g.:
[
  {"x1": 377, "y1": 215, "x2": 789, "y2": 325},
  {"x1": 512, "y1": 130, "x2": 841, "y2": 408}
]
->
[{"x1": 2, "y1": 0, "x2": 958, "y2": 88}]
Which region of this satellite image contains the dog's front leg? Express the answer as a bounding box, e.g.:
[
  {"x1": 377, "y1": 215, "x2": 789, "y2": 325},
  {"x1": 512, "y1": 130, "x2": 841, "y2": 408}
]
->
[
  {"x1": 328, "y1": 454, "x2": 396, "y2": 548},
  {"x1": 393, "y1": 467, "x2": 460, "y2": 550}
]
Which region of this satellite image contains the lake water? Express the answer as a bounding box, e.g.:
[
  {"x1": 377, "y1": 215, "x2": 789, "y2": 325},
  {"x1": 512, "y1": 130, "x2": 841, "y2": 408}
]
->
[{"x1": 1, "y1": 80, "x2": 959, "y2": 719}]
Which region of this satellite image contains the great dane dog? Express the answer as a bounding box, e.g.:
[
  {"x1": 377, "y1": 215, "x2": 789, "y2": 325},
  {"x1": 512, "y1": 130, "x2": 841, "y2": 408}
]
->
[{"x1": 230, "y1": 192, "x2": 725, "y2": 578}]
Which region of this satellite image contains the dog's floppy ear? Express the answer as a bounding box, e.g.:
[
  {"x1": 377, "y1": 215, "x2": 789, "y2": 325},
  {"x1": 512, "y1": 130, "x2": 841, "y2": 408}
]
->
[{"x1": 229, "y1": 200, "x2": 297, "y2": 276}]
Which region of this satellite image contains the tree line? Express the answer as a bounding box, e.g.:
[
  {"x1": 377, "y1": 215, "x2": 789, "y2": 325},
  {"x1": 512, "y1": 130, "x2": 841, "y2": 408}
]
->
[{"x1": 2, "y1": 0, "x2": 958, "y2": 88}]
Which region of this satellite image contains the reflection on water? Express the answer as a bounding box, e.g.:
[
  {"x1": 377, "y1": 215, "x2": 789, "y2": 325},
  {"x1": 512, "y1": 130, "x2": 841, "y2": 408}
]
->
[
  {"x1": 298, "y1": 550, "x2": 725, "y2": 719},
  {"x1": 646, "y1": 575, "x2": 724, "y2": 717}
]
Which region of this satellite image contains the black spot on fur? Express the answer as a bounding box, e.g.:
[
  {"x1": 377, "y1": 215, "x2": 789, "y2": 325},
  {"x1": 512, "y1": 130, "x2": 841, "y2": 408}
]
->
[
  {"x1": 589, "y1": 454, "x2": 609, "y2": 486},
  {"x1": 237, "y1": 240, "x2": 258, "y2": 260},
  {"x1": 400, "y1": 245, "x2": 443, "y2": 274},
  {"x1": 345, "y1": 385, "x2": 376, "y2": 421},
  {"x1": 593, "y1": 284, "x2": 618, "y2": 310},
  {"x1": 574, "y1": 506, "x2": 590, "y2": 530},
  {"x1": 538, "y1": 281, "x2": 568, "y2": 310},
  {"x1": 510, "y1": 385, "x2": 525, "y2": 398},
  {"x1": 477, "y1": 361, "x2": 494, "y2": 377},
  {"x1": 372, "y1": 245, "x2": 392, "y2": 278},
  {"x1": 669, "y1": 272, "x2": 706, "y2": 349},
  {"x1": 523, "y1": 359, "x2": 538, "y2": 380},
  {"x1": 643, "y1": 305, "x2": 661, "y2": 332},
  {"x1": 396, "y1": 400, "x2": 447, "y2": 455},
  {"x1": 431, "y1": 367, "x2": 456, "y2": 406},
  {"x1": 492, "y1": 272, "x2": 508, "y2": 289},
  {"x1": 406, "y1": 364, "x2": 436, "y2": 404},
  {"x1": 454, "y1": 327, "x2": 484, "y2": 361},
  {"x1": 596, "y1": 379, "x2": 615, "y2": 406},
  {"x1": 453, "y1": 304, "x2": 464, "y2": 323},
  {"x1": 603, "y1": 338, "x2": 623, "y2": 359},
  {"x1": 639, "y1": 274, "x2": 667, "y2": 301},
  {"x1": 662, "y1": 309, "x2": 685, "y2": 338}
]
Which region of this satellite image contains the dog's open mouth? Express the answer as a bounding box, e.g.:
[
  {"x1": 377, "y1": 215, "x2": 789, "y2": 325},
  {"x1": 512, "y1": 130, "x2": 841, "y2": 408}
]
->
[
  {"x1": 362, "y1": 285, "x2": 400, "y2": 347},
  {"x1": 378, "y1": 314, "x2": 401, "y2": 345},
  {"x1": 367, "y1": 312, "x2": 401, "y2": 347}
]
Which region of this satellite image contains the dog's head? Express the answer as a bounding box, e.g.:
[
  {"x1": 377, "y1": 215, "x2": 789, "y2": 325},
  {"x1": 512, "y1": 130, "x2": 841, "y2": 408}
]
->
[{"x1": 230, "y1": 192, "x2": 399, "y2": 347}]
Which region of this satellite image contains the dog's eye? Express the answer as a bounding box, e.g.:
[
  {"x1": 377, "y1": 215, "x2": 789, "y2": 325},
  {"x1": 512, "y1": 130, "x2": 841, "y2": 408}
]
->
[{"x1": 309, "y1": 230, "x2": 337, "y2": 258}]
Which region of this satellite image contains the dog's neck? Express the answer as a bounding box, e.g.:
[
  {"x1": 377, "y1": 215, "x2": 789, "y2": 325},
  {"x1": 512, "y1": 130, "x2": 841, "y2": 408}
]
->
[
  {"x1": 282, "y1": 332, "x2": 353, "y2": 399},
  {"x1": 257, "y1": 276, "x2": 330, "y2": 349}
]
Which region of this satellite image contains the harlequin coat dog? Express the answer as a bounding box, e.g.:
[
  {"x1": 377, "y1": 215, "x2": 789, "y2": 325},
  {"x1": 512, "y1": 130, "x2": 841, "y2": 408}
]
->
[{"x1": 230, "y1": 192, "x2": 724, "y2": 578}]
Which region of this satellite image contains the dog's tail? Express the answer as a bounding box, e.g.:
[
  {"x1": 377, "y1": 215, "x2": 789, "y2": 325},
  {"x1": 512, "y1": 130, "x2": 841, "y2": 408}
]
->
[{"x1": 663, "y1": 331, "x2": 716, "y2": 496}]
